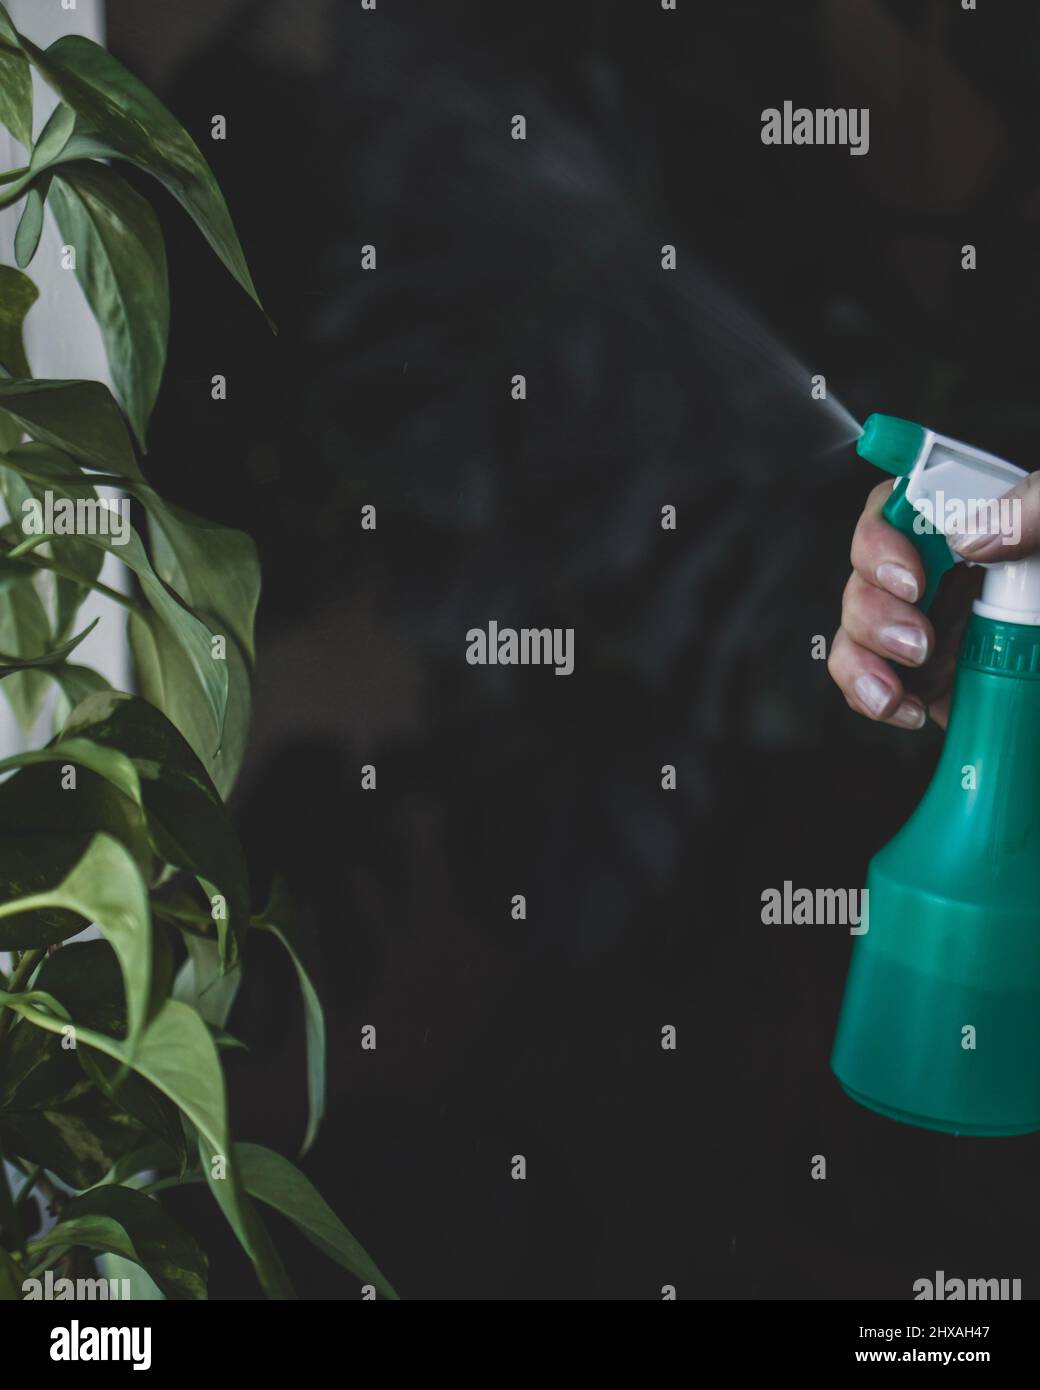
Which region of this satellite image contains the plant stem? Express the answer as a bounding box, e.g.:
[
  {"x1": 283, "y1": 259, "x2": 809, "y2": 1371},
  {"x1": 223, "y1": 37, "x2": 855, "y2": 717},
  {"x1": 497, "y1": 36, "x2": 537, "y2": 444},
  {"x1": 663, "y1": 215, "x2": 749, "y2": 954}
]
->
[
  {"x1": 4, "y1": 946, "x2": 41, "y2": 993},
  {"x1": 6, "y1": 533, "x2": 55, "y2": 560},
  {"x1": 0, "y1": 947, "x2": 43, "y2": 1042},
  {"x1": 18, "y1": 553, "x2": 143, "y2": 614}
]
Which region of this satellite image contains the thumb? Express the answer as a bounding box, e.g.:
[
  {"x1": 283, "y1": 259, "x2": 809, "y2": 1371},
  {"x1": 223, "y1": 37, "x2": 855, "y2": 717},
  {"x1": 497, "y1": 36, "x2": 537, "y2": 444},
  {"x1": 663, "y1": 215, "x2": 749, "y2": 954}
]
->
[{"x1": 948, "y1": 471, "x2": 1040, "y2": 563}]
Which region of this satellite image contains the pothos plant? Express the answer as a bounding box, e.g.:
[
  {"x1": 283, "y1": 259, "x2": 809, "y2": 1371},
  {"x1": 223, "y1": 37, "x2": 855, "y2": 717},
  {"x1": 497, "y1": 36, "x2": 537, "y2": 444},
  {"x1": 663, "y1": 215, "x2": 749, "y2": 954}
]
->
[{"x1": 0, "y1": 9, "x2": 393, "y2": 1301}]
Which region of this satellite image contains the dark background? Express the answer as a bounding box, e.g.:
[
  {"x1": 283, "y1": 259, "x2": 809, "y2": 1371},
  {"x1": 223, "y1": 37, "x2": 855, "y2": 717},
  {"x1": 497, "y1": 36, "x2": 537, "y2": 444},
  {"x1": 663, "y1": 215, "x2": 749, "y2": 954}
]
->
[{"x1": 105, "y1": 0, "x2": 1040, "y2": 1299}]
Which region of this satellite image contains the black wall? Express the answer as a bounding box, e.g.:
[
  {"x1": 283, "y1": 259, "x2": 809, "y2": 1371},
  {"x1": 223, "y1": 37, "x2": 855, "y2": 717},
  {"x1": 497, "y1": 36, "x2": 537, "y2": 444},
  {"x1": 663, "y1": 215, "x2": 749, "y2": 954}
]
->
[{"x1": 108, "y1": 0, "x2": 1040, "y2": 1299}]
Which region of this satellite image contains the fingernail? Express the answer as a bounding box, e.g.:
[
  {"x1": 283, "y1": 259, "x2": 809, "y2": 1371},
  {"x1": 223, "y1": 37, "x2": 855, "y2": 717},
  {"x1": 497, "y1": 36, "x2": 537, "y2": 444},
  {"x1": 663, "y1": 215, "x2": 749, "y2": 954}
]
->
[
  {"x1": 875, "y1": 563, "x2": 919, "y2": 602},
  {"x1": 880, "y1": 623, "x2": 929, "y2": 665},
  {"x1": 854, "y1": 672, "x2": 894, "y2": 717},
  {"x1": 891, "y1": 699, "x2": 927, "y2": 730}
]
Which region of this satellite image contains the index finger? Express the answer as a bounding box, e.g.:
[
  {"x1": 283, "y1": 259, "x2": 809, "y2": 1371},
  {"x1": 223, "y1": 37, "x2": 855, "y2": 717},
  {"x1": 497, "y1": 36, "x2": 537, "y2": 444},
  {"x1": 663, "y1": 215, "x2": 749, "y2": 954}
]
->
[{"x1": 850, "y1": 479, "x2": 927, "y2": 604}]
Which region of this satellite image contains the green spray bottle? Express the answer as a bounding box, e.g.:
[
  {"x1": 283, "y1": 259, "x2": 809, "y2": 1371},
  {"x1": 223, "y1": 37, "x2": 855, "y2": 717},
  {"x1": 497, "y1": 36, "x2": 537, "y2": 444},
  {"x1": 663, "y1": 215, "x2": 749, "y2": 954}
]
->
[{"x1": 831, "y1": 413, "x2": 1040, "y2": 1135}]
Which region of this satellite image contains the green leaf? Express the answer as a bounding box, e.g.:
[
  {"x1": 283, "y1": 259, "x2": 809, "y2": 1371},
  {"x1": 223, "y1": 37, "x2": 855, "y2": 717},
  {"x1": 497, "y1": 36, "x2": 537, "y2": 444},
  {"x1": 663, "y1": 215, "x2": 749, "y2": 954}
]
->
[
  {"x1": 0, "y1": 1006, "x2": 71, "y2": 1112},
  {"x1": 45, "y1": 661, "x2": 111, "y2": 711},
  {"x1": 13, "y1": 176, "x2": 49, "y2": 272},
  {"x1": 30, "y1": 462, "x2": 258, "y2": 660},
  {"x1": 102, "y1": 1138, "x2": 179, "y2": 1191},
  {"x1": 0, "y1": 497, "x2": 230, "y2": 751},
  {"x1": 79, "y1": 1049, "x2": 189, "y2": 1174},
  {"x1": 0, "y1": 85, "x2": 111, "y2": 217},
  {"x1": 2, "y1": 464, "x2": 104, "y2": 642},
  {"x1": 0, "y1": 101, "x2": 77, "y2": 215},
  {"x1": 0, "y1": 446, "x2": 37, "y2": 523},
  {"x1": 98, "y1": 1253, "x2": 164, "y2": 1300},
  {"x1": 9, "y1": 991, "x2": 243, "y2": 1270},
  {"x1": 198, "y1": 1133, "x2": 295, "y2": 1300},
  {"x1": 0, "y1": 441, "x2": 112, "y2": 640},
  {"x1": 0, "y1": 765, "x2": 151, "y2": 951},
  {"x1": 254, "y1": 879, "x2": 325, "y2": 1156},
  {"x1": 89, "y1": 525, "x2": 229, "y2": 751},
  {"x1": 0, "y1": 945, "x2": 186, "y2": 1173},
  {"x1": 0, "y1": 568, "x2": 51, "y2": 731},
  {"x1": 0, "y1": 736, "x2": 142, "y2": 807},
  {"x1": 235, "y1": 1143, "x2": 397, "y2": 1300},
  {"x1": 0, "y1": 992, "x2": 230, "y2": 1162},
  {"x1": 0, "y1": 440, "x2": 256, "y2": 650},
  {"x1": 0, "y1": 378, "x2": 141, "y2": 479},
  {"x1": 0, "y1": 833, "x2": 151, "y2": 1050},
  {"x1": 12, "y1": 941, "x2": 127, "y2": 1040},
  {"x1": 150, "y1": 882, "x2": 216, "y2": 932},
  {"x1": 0, "y1": 122, "x2": 119, "y2": 212},
  {"x1": 0, "y1": 449, "x2": 103, "y2": 666},
  {"x1": 0, "y1": 980, "x2": 145, "y2": 1188},
  {"x1": 0, "y1": 1081, "x2": 142, "y2": 1191},
  {"x1": 0, "y1": 443, "x2": 251, "y2": 779},
  {"x1": 130, "y1": 612, "x2": 249, "y2": 799},
  {"x1": 30, "y1": 1186, "x2": 207, "y2": 1300},
  {"x1": 0, "y1": 265, "x2": 37, "y2": 380},
  {"x1": 173, "y1": 932, "x2": 240, "y2": 1028},
  {"x1": 60, "y1": 693, "x2": 251, "y2": 966},
  {"x1": 0, "y1": 6, "x2": 32, "y2": 150},
  {"x1": 15, "y1": 31, "x2": 266, "y2": 318},
  {"x1": 145, "y1": 493, "x2": 259, "y2": 666},
  {"x1": 0, "y1": 614, "x2": 98, "y2": 678},
  {"x1": 49, "y1": 162, "x2": 169, "y2": 449},
  {"x1": 30, "y1": 101, "x2": 76, "y2": 170}
]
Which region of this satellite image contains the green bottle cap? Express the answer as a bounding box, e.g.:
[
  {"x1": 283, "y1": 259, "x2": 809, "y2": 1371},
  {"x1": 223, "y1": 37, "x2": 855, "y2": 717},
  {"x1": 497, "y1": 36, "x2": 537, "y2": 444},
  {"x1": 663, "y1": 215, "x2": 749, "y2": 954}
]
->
[{"x1": 856, "y1": 413, "x2": 927, "y2": 476}]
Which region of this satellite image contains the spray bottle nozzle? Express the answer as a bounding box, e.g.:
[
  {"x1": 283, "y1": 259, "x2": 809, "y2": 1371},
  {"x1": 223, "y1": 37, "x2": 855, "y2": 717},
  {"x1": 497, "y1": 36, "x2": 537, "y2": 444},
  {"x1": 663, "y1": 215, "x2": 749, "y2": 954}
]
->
[
  {"x1": 859, "y1": 413, "x2": 1040, "y2": 624},
  {"x1": 857, "y1": 414, "x2": 927, "y2": 476}
]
